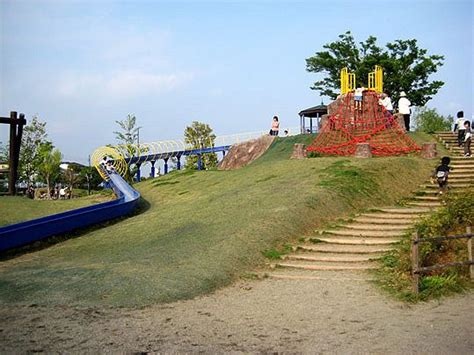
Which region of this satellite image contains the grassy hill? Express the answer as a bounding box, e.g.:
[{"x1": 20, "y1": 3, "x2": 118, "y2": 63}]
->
[{"x1": 0, "y1": 133, "x2": 441, "y2": 307}]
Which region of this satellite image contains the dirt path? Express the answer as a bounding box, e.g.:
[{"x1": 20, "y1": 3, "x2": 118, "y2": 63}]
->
[{"x1": 1, "y1": 274, "x2": 472, "y2": 354}]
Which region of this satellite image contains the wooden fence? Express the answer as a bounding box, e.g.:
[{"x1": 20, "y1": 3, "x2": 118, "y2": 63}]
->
[{"x1": 411, "y1": 226, "x2": 473, "y2": 294}]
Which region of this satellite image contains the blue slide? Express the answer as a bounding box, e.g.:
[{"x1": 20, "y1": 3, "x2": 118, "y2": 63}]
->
[{"x1": 0, "y1": 173, "x2": 140, "y2": 252}]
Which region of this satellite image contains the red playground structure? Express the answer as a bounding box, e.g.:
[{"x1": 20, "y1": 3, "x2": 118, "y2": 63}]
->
[{"x1": 307, "y1": 90, "x2": 420, "y2": 156}]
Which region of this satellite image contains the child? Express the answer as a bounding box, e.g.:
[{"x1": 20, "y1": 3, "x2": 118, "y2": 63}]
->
[
  {"x1": 454, "y1": 111, "x2": 466, "y2": 147},
  {"x1": 463, "y1": 120, "x2": 472, "y2": 157},
  {"x1": 433, "y1": 156, "x2": 451, "y2": 194},
  {"x1": 354, "y1": 87, "x2": 364, "y2": 112}
]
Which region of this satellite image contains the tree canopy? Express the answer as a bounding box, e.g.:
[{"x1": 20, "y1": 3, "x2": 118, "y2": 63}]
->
[
  {"x1": 114, "y1": 114, "x2": 142, "y2": 182},
  {"x1": 184, "y1": 121, "x2": 218, "y2": 170},
  {"x1": 114, "y1": 114, "x2": 141, "y2": 146},
  {"x1": 19, "y1": 115, "x2": 51, "y2": 186},
  {"x1": 37, "y1": 143, "x2": 62, "y2": 198},
  {"x1": 306, "y1": 31, "x2": 445, "y2": 106},
  {"x1": 413, "y1": 107, "x2": 453, "y2": 134}
]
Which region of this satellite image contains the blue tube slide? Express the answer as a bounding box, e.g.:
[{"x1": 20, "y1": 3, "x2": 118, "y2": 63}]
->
[{"x1": 0, "y1": 173, "x2": 140, "y2": 252}]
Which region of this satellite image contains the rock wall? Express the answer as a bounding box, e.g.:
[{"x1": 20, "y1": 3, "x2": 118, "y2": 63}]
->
[{"x1": 218, "y1": 135, "x2": 275, "y2": 170}]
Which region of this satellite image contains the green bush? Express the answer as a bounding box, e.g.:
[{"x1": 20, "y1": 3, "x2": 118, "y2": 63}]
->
[
  {"x1": 376, "y1": 189, "x2": 474, "y2": 301},
  {"x1": 413, "y1": 107, "x2": 453, "y2": 133}
]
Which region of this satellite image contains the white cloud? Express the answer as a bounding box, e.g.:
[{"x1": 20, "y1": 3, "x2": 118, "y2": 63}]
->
[{"x1": 55, "y1": 70, "x2": 194, "y2": 100}]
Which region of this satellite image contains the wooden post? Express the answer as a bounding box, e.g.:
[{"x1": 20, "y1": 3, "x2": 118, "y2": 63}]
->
[
  {"x1": 8, "y1": 111, "x2": 18, "y2": 195},
  {"x1": 467, "y1": 226, "x2": 473, "y2": 280},
  {"x1": 411, "y1": 231, "x2": 420, "y2": 294}
]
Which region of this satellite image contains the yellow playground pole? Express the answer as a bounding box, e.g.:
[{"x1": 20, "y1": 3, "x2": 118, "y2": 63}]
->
[
  {"x1": 368, "y1": 65, "x2": 383, "y2": 93},
  {"x1": 340, "y1": 67, "x2": 356, "y2": 95},
  {"x1": 375, "y1": 65, "x2": 383, "y2": 93},
  {"x1": 341, "y1": 67, "x2": 348, "y2": 95}
]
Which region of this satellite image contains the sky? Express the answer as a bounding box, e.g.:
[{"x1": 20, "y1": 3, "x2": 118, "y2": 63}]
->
[{"x1": 1, "y1": 0, "x2": 473, "y2": 164}]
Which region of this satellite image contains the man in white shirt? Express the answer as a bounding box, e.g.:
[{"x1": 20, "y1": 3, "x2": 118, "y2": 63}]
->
[{"x1": 398, "y1": 91, "x2": 411, "y2": 131}]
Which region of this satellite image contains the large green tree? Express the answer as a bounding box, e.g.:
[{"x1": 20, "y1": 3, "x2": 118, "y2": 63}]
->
[
  {"x1": 37, "y1": 143, "x2": 62, "y2": 199},
  {"x1": 19, "y1": 115, "x2": 51, "y2": 186},
  {"x1": 413, "y1": 107, "x2": 453, "y2": 134},
  {"x1": 306, "y1": 31, "x2": 445, "y2": 106},
  {"x1": 184, "y1": 121, "x2": 218, "y2": 170}
]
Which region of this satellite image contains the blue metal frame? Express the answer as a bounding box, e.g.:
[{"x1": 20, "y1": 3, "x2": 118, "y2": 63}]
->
[
  {"x1": 0, "y1": 173, "x2": 140, "y2": 252},
  {"x1": 125, "y1": 145, "x2": 231, "y2": 165}
]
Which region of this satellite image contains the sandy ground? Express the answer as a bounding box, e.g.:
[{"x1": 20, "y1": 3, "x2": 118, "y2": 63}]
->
[{"x1": 0, "y1": 274, "x2": 473, "y2": 354}]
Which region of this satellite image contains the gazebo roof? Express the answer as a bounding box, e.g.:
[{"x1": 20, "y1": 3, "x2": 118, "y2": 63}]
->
[{"x1": 299, "y1": 104, "x2": 327, "y2": 117}]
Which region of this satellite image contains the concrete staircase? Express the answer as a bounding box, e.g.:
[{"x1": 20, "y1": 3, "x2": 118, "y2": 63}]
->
[{"x1": 269, "y1": 132, "x2": 473, "y2": 280}]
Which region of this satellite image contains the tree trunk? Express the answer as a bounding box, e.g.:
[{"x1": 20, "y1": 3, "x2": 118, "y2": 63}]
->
[{"x1": 46, "y1": 176, "x2": 51, "y2": 200}]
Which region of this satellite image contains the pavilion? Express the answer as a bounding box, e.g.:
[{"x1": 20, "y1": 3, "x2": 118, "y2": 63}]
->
[{"x1": 298, "y1": 103, "x2": 327, "y2": 134}]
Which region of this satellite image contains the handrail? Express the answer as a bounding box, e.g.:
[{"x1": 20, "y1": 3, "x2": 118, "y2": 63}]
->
[{"x1": 411, "y1": 226, "x2": 473, "y2": 293}]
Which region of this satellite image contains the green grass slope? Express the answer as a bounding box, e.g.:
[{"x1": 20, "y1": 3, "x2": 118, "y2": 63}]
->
[{"x1": 0, "y1": 133, "x2": 441, "y2": 307}]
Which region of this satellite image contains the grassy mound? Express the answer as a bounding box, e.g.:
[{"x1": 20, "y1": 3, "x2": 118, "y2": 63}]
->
[{"x1": 0, "y1": 133, "x2": 440, "y2": 307}]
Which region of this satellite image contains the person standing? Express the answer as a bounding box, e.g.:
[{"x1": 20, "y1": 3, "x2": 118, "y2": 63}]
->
[
  {"x1": 463, "y1": 120, "x2": 472, "y2": 157},
  {"x1": 379, "y1": 92, "x2": 393, "y2": 114},
  {"x1": 398, "y1": 91, "x2": 411, "y2": 131},
  {"x1": 454, "y1": 111, "x2": 466, "y2": 147},
  {"x1": 270, "y1": 116, "x2": 280, "y2": 136}
]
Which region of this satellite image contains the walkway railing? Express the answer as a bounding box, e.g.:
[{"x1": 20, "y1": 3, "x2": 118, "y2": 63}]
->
[{"x1": 91, "y1": 126, "x2": 300, "y2": 178}]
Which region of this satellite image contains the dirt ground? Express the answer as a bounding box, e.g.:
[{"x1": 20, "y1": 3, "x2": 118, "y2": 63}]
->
[{"x1": 0, "y1": 273, "x2": 472, "y2": 354}]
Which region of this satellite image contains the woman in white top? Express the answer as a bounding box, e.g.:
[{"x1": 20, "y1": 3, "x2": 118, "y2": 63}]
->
[
  {"x1": 398, "y1": 91, "x2": 411, "y2": 131},
  {"x1": 270, "y1": 116, "x2": 280, "y2": 136}
]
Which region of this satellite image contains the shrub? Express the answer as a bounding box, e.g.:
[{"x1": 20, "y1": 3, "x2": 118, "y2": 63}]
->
[
  {"x1": 413, "y1": 107, "x2": 453, "y2": 133},
  {"x1": 376, "y1": 189, "x2": 474, "y2": 301}
]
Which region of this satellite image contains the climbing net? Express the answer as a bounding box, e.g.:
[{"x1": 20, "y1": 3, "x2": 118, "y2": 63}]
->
[{"x1": 307, "y1": 90, "x2": 420, "y2": 156}]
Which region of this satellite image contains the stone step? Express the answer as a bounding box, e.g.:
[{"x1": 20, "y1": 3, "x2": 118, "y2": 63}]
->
[
  {"x1": 375, "y1": 207, "x2": 431, "y2": 214},
  {"x1": 357, "y1": 212, "x2": 421, "y2": 220},
  {"x1": 450, "y1": 179, "x2": 474, "y2": 184},
  {"x1": 406, "y1": 201, "x2": 442, "y2": 208},
  {"x1": 422, "y1": 184, "x2": 472, "y2": 189},
  {"x1": 412, "y1": 196, "x2": 440, "y2": 201},
  {"x1": 418, "y1": 190, "x2": 463, "y2": 196},
  {"x1": 321, "y1": 229, "x2": 406, "y2": 237},
  {"x1": 274, "y1": 261, "x2": 377, "y2": 271},
  {"x1": 353, "y1": 217, "x2": 415, "y2": 225},
  {"x1": 450, "y1": 164, "x2": 474, "y2": 168},
  {"x1": 317, "y1": 236, "x2": 399, "y2": 245},
  {"x1": 267, "y1": 269, "x2": 374, "y2": 281},
  {"x1": 284, "y1": 253, "x2": 382, "y2": 263},
  {"x1": 450, "y1": 170, "x2": 474, "y2": 174},
  {"x1": 344, "y1": 223, "x2": 410, "y2": 231},
  {"x1": 450, "y1": 157, "x2": 474, "y2": 161},
  {"x1": 297, "y1": 243, "x2": 392, "y2": 254}
]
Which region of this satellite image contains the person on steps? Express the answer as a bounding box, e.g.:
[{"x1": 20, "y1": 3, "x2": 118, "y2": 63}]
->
[
  {"x1": 433, "y1": 156, "x2": 451, "y2": 195},
  {"x1": 398, "y1": 91, "x2": 411, "y2": 131},
  {"x1": 463, "y1": 120, "x2": 472, "y2": 157},
  {"x1": 454, "y1": 111, "x2": 466, "y2": 147}
]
